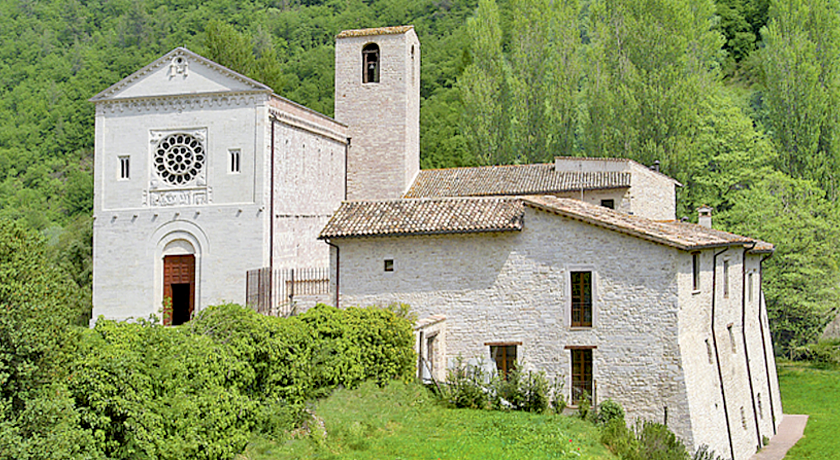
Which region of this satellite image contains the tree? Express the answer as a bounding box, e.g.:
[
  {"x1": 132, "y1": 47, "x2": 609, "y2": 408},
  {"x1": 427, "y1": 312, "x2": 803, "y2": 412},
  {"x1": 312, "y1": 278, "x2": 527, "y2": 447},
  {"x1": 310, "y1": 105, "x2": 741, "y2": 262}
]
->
[
  {"x1": 582, "y1": 0, "x2": 724, "y2": 175},
  {"x1": 458, "y1": 0, "x2": 511, "y2": 166},
  {"x1": 0, "y1": 220, "x2": 97, "y2": 459},
  {"x1": 717, "y1": 172, "x2": 840, "y2": 354},
  {"x1": 760, "y1": 0, "x2": 840, "y2": 198}
]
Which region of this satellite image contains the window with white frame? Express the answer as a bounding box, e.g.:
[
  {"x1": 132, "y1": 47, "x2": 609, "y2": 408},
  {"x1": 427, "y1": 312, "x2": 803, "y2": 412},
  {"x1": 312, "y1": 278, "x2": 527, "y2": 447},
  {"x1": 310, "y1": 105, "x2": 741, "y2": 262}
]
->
[
  {"x1": 570, "y1": 270, "x2": 593, "y2": 327},
  {"x1": 119, "y1": 156, "x2": 130, "y2": 180},
  {"x1": 229, "y1": 149, "x2": 241, "y2": 173}
]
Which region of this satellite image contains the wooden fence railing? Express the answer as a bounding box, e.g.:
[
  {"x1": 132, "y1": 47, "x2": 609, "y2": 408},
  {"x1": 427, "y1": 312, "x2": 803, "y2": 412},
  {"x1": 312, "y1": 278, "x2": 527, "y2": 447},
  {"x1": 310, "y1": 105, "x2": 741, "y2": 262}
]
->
[{"x1": 245, "y1": 267, "x2": 330, "y2": 317}]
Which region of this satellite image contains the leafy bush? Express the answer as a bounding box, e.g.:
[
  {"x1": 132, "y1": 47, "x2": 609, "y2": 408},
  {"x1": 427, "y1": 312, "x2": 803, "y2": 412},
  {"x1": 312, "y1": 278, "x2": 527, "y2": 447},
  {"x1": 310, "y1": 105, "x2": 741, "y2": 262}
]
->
[
  {"x1": 443, "y1": 357, "x2": 491, "y2": 409},
  {"x1": 598, "y1": 399, "x2": 625, "y2": 425},
  {"x1": 578, "y1": 391, "x2": 592, "y2": 420},
  {"x1": 491, "y1": 367, "x2": 551, "y2": 413},
  {"x1": 66, "y1": 303, "x2": 415, "y2": 459},
  {"x1": 789, "y1": 339, "x2": 840, "y2": 368},
  {"x1": 601, "y1": 419, "x2": 689, "y2": 460}
]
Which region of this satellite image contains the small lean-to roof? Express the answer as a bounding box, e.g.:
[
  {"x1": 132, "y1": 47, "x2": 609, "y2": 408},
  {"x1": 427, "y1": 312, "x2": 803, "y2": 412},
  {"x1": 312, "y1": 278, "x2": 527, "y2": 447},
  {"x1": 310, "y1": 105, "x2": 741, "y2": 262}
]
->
[
  {"x1": 319, "y1": 197, "x2": 524, "y2": 239},
  {"x1": 523, "y1": 196, "x2": 773, "y2": 252},
  {"x1": 404, "y1": 164, "x2": 630, "y2": 198},
  {"x1": 336, "y1": 25, "x2": 414, "y2": 39}
]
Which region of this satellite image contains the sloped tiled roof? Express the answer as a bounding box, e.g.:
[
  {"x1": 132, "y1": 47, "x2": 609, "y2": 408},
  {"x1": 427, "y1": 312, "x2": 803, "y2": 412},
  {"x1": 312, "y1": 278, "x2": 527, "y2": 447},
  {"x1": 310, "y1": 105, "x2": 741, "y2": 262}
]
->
[
  {"x1": 336, "y1": 26, "x2": 414, "y2": 38},
  {"x1": 523, "y1": 196, "x2": 773, "y2": 251},
  {"x1": 319, "y1": 197, "x2": 524, "y2": 239},
  {"x1": 404, "y1": 164, "x2": 630, "y2": 198}
]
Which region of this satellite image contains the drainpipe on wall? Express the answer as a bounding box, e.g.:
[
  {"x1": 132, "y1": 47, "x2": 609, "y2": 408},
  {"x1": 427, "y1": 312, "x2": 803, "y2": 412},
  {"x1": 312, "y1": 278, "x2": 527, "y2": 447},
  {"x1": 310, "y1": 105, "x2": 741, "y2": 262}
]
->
[
  {"x1": 741, "y1": 242, "x2": 762, "y2": 451},
  {"x1": 344, "y1": 138, "x2": 350, "y2": 201},
  {"x1": 325, "y1": 239, "x2": 340, "y2": 309},
  {"x1": 269, "y1": 115, "x2": 277, "y2": 310},
  {"x1": 711, "y1": 246, "x2": 735, "y2": 460},
  {"x1": 758, "y1": 253, "x2": 777, "y2": 435}
]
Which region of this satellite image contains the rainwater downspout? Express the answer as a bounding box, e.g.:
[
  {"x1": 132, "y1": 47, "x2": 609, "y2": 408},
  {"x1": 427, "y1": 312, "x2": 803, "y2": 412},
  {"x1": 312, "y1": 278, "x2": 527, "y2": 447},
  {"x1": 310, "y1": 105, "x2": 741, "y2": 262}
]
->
[
  {"x1": 758, "y1": 253, "x2": 777, "y2": 435},
  {"x1": 344, "y1": 138, "x2": 350, "y2": 200},
  {"x1": 740, "y1": 242, "x2": 762, "y2": 450},
  {"x1": 269, "y1": 115, "x2": 277, "y2": 309},
  {"x1": 711, "y1": 246, "x2": 735, "y2": 460},
  {"x1": 325, "y1": 240, "x2": 340, "y2": 309}
]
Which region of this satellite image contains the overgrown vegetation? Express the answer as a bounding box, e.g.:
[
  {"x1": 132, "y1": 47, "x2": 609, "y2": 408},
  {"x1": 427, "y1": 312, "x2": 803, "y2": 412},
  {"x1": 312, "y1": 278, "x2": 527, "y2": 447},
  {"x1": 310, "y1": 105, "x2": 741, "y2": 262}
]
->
[{"x1": 0, "y1": 222, "x2": 415, "y2": 459}]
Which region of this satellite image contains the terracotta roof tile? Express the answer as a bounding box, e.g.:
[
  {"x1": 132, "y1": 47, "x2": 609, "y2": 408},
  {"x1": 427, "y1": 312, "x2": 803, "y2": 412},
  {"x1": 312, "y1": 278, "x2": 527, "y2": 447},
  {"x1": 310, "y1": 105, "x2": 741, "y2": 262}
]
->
[
  {"x1": 319, "y1": 197, "x2": 524, "y2": 239},
  {"x1": 523, "y1": 196, "x2": 772, "y2": 251},
  {"x1": 336, "y1": 26, "x2": 414, "y2": 38},
  {"x1": 404, "y1": 164, "x2": 630, "y2": 198}
]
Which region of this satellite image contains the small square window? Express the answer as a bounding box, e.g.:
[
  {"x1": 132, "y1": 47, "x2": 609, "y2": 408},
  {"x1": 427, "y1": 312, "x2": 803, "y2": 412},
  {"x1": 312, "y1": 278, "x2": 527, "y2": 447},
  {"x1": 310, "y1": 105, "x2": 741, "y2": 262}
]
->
[
  {"x1": 600, "y1": 199, "x2": 614, "y2": 209},
  {"x1": 229, "y1": 149, "x2": 241, "y2": 173},
  {"x1": 119, "y1": 156, "x2": 130, "y2": 180},
  {"x1": 384, "y1": 259, "x2": 394, "y2": 272}
]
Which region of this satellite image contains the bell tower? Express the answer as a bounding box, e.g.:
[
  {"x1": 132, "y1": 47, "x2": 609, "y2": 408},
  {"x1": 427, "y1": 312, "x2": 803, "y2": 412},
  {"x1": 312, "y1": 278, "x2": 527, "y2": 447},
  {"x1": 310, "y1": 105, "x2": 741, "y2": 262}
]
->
[{"x1": 335, "y1": 26, "x2": 420, "y2": 201}]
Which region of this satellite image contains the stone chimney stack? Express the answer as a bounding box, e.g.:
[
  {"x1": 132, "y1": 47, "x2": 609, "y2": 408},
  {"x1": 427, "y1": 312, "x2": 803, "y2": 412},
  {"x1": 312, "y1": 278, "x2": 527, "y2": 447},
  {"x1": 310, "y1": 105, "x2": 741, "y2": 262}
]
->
[{"x1": 698, "y1": 205, "x2": 713, "y2": 228}]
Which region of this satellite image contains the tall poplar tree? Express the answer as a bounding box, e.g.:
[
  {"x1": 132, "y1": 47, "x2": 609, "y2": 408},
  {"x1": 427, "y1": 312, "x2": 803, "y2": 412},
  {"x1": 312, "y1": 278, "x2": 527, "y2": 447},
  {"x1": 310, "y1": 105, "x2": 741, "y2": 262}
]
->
[
  {"x1": 508, "y1": 0, "x2": 581, "y2": 163},
  {"x1": 760, "y1": 0, "x2": 840, "y2": 198},
  {"x1": 459, "y1": 0, "x2": 511, "y2": 166},
  {"x1": 582, "y1": 0, "x2": 724, "y2": 179}
]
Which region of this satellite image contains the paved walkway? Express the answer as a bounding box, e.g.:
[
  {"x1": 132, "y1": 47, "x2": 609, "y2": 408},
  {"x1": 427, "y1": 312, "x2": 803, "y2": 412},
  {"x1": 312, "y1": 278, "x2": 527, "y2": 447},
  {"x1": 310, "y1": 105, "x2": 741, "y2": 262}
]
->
[{"x1": 750, "y1": 414, "x2": 809, "y2": 460}]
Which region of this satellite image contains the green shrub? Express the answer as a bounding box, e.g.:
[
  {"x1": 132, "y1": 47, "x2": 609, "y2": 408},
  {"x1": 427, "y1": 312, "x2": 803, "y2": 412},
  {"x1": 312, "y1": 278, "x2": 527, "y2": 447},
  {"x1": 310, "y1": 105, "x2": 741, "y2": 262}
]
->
[
  {"x1": 598, "y1": 399, "x2": 625, "y2": 425},
  {"x1": 692, "y1": 444, "x2": 724, "y2": 460},
  {"x1": 578, "y1": 391, "x2": 592, "y2": 420},
  {"x1": 601, "y1": 418, "x2": 689, "y2": 460},
  {"x1": 790, "y1": 339, "x2": 840, "y2": 368},
  {"x1": 443, "y1": 357, "x2": 491, "y2": 409},
  {"x1": 491, "y1": 367, "x2": 551, "y2": 413}
]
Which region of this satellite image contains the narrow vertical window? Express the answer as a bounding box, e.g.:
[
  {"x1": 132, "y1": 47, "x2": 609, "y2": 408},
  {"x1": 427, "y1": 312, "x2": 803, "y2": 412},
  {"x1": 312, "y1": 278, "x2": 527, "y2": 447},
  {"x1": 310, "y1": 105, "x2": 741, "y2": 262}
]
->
[
  {"x1": 229, "y1": 149, "x2": 241, "y2": 173},
  {"x1": 723, "y1": 260, "x2": 730, "y2": 298},
  {"x1": 692, "y1": 252, "x2": 700, "y2": 291},
  {"x1": 571, "y1": 349, "x2": 593, "y2": 405},
  {"x1": 362, "y1": 43, "x2": 380, "y2": 83},
  {"x1": 384, "y1": 259, "x2": 394, "y2": 272},
  {"x1": 748, "y1": 273, "x2": 754, "y2": 303},
  {"x1": 119, "y1": 156, "x2": 130, "y2": 180},
  {"x1": 571, "y1": 271, "x2": 592, "y2": 327},
  {"x1": 489, "y1": 344, "x2": 517, "y2": 378}
]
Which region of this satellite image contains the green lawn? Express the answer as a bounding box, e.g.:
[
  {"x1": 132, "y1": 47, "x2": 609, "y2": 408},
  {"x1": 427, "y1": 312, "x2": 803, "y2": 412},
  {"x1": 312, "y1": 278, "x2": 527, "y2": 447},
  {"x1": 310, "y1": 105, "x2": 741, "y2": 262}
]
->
[
  {"x1": 777, "y1": 361, "x2": 840, "y2": 460},
  {"x1": 239, "y1": 381, "x2": 615, "y2": 460}
]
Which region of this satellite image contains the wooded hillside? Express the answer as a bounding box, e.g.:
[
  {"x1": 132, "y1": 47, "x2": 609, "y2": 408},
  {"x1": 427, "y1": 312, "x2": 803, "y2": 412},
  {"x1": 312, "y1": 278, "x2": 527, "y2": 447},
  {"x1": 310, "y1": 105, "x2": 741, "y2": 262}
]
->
[{"x1": 0, "y1": 0, "x2": 838, "y2": 353}]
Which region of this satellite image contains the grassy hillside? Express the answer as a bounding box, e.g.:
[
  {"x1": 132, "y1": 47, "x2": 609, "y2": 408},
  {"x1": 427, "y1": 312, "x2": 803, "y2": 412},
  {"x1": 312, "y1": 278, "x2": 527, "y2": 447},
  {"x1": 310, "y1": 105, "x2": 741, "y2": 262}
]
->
[
  {"x1": 240, "y1": 381, "x2": 615, "y2": 460},
  {"x1": 777, "y1": 361, "x2": 840, "y2": 460}
]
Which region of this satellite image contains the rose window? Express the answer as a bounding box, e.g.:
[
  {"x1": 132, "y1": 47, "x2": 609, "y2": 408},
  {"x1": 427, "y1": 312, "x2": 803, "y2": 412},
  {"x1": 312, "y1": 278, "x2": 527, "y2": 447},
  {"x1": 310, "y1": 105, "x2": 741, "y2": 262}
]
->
[{"x1": 154, "y1": 133, "x2": 205, "y2": 185}]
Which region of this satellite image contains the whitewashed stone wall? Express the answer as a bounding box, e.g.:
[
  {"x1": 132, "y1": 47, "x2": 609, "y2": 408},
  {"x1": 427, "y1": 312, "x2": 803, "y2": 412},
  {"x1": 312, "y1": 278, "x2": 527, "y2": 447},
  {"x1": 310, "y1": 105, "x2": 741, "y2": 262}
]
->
[
  {"x1": 331, "y1": 206, "x2": 697, "y2": 440},
  {"x1": 677, "y1": 248, "x2": 782, "y2": 460},
  {"x1": 628, "y1": 162, "x2": 677, "y2": 220},
  {"x1": 269, "y1": 96, "x2": 348, "y2": 269},
  {"x1": 335, "y1": 29, "x2": 420, "y2": 201},
  {"x1": 93, "y1": 60, "x2": 348, "y2": 324},
  {"x1": 92, "y1": 93, "x2": 271, "y2": 323}
]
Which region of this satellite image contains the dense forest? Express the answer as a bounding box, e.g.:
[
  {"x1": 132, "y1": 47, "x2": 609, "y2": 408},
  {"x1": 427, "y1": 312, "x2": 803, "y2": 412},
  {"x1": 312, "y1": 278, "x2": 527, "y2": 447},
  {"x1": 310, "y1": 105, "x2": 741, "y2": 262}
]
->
[{"x1": 0, "y1": 0, "x2": 838, "y2": 364}]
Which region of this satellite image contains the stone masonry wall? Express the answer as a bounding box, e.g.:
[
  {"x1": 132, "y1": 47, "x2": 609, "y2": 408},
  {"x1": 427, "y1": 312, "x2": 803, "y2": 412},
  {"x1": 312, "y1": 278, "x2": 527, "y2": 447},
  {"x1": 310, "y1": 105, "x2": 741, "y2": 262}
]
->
[
  {"x1": 332, "y1": 206, "x2": 696, "y2": 442},
  {"x1": 335, "y1": 29, "x2": 420, "y2": 201},
  {"x1": 677, "y1": 248, "x2": 782, "y2": 460},
  {"x1": 628, "y1": 162, "x2": 677, "y2": 220}
]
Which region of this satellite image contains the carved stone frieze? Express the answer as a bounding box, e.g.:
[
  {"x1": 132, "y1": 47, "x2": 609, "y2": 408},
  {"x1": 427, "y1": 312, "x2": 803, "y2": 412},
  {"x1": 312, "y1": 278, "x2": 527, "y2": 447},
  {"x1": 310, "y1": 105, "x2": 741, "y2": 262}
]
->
[{"x1": 142, "y1": 187, "x2": 213, "y2": 207}]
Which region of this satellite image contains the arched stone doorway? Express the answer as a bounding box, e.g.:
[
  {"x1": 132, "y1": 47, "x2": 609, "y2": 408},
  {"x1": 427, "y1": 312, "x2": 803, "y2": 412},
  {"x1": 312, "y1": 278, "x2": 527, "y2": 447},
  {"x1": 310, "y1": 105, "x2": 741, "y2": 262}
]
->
[{"x1": 162, "y1": 239, "x2": 196, "y2": 326}]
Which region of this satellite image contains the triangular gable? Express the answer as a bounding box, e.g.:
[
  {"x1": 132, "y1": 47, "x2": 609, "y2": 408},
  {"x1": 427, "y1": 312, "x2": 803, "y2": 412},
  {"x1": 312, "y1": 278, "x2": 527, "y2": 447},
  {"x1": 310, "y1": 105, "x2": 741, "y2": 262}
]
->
[{"x1": 90, "y1": 48, "x2": 272, "y2": 102}]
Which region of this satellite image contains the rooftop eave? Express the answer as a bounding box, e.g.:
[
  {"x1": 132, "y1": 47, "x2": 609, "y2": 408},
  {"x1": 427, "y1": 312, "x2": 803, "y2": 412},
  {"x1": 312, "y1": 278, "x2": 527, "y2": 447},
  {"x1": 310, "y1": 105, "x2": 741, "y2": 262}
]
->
[{"x1": 319, "y1": 226, "x2": 522, "y2": 240}]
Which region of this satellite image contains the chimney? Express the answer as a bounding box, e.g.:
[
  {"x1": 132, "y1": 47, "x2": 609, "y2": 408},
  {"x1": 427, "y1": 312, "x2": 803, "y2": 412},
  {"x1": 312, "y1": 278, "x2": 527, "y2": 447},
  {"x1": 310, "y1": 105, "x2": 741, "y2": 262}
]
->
[
  {"x1": 650, "y1": 160, "x2": 660, "y2": 172},
  {"x1": 697, "y1": 206, "x2": 713, "y2": 228}
]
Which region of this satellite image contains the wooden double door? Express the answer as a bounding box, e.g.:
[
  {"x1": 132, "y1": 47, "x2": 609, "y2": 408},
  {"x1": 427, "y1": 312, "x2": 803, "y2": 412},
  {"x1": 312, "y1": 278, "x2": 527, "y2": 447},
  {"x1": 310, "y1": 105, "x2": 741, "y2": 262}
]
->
[{"x1": 163, "y1": 255, "x2": 195, "y2": 326}]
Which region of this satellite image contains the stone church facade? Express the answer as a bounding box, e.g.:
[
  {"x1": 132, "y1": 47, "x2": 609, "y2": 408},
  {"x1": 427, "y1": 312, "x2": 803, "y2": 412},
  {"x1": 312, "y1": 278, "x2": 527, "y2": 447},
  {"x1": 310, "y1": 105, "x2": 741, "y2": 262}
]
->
[{"x1": 91, "y1": 25, "x2": 783, "y2": 460}]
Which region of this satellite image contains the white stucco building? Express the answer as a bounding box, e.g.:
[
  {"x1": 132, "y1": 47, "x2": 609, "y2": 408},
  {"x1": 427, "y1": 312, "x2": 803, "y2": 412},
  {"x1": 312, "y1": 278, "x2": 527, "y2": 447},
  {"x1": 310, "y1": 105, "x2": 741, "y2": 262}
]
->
[{"x1": 91, "y1": 25, "x2": 784, "y2": 460}]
